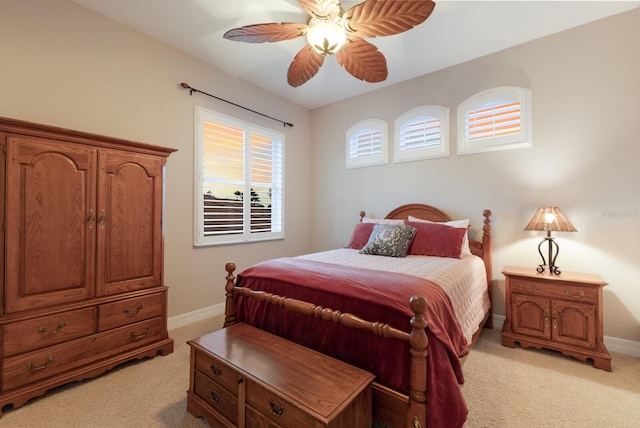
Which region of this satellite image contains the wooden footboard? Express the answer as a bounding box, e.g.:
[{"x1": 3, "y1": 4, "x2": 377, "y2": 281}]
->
[{"x1": 224, "y1": 262, "x2": 429, "y2": 428}]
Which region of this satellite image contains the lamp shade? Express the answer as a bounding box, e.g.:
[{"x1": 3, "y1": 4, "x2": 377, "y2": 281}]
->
[{"x1": 523, "y1": 206, "x2": 577, "y2": 232}]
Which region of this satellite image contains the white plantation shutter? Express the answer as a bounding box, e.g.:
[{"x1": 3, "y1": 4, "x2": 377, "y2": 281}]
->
[
  {"x1": 465, "y1": 101, "x2": 521, "y2": 141},
  {"x1": 394, "y1": 106, "x2": 449, "y2": 162},
  {"x1": 346, "y1": 119, "x2": 388, "y2": 168},
  {"x1": 457, "y1": 87, "x2": 532, "y2": 155},
  {"x1": 195, "y1": 107, "x2": 284, "y2": 246}
]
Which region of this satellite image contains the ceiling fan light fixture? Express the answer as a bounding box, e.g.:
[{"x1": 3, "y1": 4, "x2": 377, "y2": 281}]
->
[{"x1": 306, "y1": 18, "x2": 347, "y2": 55}]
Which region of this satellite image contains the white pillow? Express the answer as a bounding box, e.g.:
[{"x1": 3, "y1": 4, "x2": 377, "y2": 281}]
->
[
  {"x1": 408, "y1": 215, "x2": 471, "y2": 255},
  {"x1": 362, "y1": 217, "x2": 405, "y2": 225}
]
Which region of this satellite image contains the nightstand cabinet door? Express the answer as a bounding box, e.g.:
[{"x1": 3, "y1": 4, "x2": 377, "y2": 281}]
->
[
  {"x1": 511, "y1": 293, "x2": 551, "y2": 340},
  {"x1": 552, "y1": 300, "x2": 596, "y2": 349}
]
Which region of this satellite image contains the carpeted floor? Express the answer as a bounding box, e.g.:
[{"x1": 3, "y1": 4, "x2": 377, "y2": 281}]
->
[{"x1": 2, "y1": 316, "x2": 639, "y2": 427}]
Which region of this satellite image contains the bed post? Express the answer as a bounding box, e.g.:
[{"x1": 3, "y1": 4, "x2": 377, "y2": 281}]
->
[
  {"x1": 482, "y1": 209, "x2": 493, "y2": 329},
  {"x1": 223, "y1": 262, "x2": 238, "y2": 327},
  {"x1": 407, "y1": 295, "x2": 428, "y2": 428}
]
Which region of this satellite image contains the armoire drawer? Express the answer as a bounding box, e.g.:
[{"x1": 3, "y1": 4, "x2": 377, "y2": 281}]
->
[
  {"x1": 98, "y1": 292, "x2": 164, "y2": 331},
  {"x1": 2, "y1": 307, "x2": 96, "y2": 357},
  {"x1": 2, "y1": 317, "x2": 164, "y2": 391}
]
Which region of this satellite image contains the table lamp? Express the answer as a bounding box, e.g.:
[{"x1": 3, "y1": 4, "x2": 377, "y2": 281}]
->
[{"x1": 524, "y1": 206, "x2": 577, "y2": 275}]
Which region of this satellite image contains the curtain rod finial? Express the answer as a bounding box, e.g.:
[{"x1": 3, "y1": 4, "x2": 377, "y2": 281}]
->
[{"x1": 180, "y1": 82, "x2": 191, "y2": 89}]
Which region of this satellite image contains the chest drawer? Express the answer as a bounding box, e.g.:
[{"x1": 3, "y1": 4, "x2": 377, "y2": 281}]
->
[
  {"x1": 510, "y1": 278, "x2": 597, "y2": 301},
  {"x1": 2, "y1": 317, "x2": 164, "y2": 391},
  {"x1": 246, "y1": 377, "x2": 318, "y2": 427},
  {"x1": 194, "y1": 348, "x2": 241, "y2": 394},
  {"x1": 2, "y1": 307, "x2": 96, "y2": 357},
  {"x1": 193, "y1": 370, "x2": 239, "y2": 425},
  {"x1": 98, "y1": 292, "x2": 164, "y2": 331}
]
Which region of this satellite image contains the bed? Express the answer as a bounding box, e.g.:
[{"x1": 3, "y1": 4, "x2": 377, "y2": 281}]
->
[{"x1": 223, "y1": 203, "x2": 493, "y2": 428}]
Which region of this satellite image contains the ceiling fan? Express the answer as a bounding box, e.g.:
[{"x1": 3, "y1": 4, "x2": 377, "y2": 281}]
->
[{"x1": 223, "y1": 0, "x2": 436, "y2": 87}]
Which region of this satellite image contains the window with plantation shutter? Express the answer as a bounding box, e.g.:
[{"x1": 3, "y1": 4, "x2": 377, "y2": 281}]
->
[
  {"x1": 394, "y1": 105, "x2": 449, "y2": 162},
  {"x1": 457, "y1": 86, "x2": 532, "y2": 155},
  {"x1": 194, "y1": 106, "x2": 284, "y2": 246},
  {"x1": 345, "y1": 119, "x2": 388, "y2": 169}
]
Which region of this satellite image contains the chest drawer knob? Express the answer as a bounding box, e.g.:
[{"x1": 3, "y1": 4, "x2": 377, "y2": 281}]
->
[
  {"x1": 27, "y1": 356, "x2": 54, "y2": 372},
  {"x1": 210, "y1": 363, "x2": 222, "y2": 376},
  {"x1": 564, "y1": 289, "x2": 584, "y2": 298},
  {"x1": 269, "y1": 398, "x2": 285, "y2": 417},
  {"x1": 209, "y1": 388, "x2": 221, "y2": 403},
  {"x1": 38, "y1": 321, "x2": 66, "y2": 336},
  {"x1": 123, "y1": 304, "x2": 144, "y2": 317}
]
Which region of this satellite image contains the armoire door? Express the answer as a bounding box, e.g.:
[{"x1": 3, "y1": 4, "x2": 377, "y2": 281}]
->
[
  {"x1": 95, "y1": 149, "x2": 165, "y2": 296},
  {"x1": 5, "y1": 136, "x2": 96, "y2": 313}
]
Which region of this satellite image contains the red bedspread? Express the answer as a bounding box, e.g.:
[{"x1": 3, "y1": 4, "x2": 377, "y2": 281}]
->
[{"x1": 236, "y1": 257, "x2": 469, "y2": 428}]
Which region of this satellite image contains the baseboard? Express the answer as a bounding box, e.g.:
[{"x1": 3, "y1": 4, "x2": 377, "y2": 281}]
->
[
  {"x1": 167, "y1": 303, "x2": 225, "y2": 330},
  {"x1": 168, "y1": 308, "x2": 640, "y2": 357},
  {"x1": 492, "y1": 314, "x2": 640, "y2": 358}
]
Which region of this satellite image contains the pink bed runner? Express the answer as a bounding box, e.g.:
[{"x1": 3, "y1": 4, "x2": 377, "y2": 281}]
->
[{"x1": 236, "y1": 257, "x2": 470, "y2": 428}]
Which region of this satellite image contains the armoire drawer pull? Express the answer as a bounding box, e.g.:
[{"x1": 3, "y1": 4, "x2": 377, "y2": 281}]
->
[
  {"x1": 130, "y1": 328, "x2": 149, "y2": 342},
  {"x1": 27, "y1": 356, "x2": 54, "y2": 372},
  {"x1": 123, "y1": 304, "x2": 143, "y2": 317},
  {"x1": 38, "y1": 321, "x2": 66, "y2": 335}
]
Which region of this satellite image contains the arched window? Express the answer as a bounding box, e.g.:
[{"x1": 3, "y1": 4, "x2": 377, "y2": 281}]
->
[
  {"x1": 345, "y1": 119, "x2": 388, "y2": 169},
  {"x1": 394, "y1": 105, "x2": 449, "y2": 162},
  {"x1": 457, "y1": 86, "x2": 532, "y2": 154}
]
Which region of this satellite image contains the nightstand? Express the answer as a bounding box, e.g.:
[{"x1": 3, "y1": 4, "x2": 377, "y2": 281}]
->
[{"x1": 501, "y1": 266, "x2": 611, "y2": 371}]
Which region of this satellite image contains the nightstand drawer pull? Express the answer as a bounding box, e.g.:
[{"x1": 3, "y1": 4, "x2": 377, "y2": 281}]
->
[
  {"x1": 269, "y1": 398, "x2": 286, "y2": 417},
  {"x1": 209, "y1": 388, "x2": 221, "y2": 403},
  {"x1": 519, "y1": 284, "x2": 535, "y2": 292},
  {"x1": 564, "y1": 289, "x2": 584, "y2": 298},
  {"x1": 210, "y1": 363, "x2": 222, "y2": 376}
]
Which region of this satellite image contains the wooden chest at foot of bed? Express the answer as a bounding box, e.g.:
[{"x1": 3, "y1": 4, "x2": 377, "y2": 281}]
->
[{"x1": 187, "y1": 323, "x2": 375, "y2": 427}]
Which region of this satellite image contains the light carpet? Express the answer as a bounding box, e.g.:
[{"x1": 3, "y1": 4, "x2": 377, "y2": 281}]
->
[{"x1": 2, "y1": 317, "x2": 639, "y2": 427}]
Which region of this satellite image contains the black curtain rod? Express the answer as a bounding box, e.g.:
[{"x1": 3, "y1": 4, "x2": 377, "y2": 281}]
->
[{"x1": 180, "y1": 82, "x2": 294, "y2": 128}]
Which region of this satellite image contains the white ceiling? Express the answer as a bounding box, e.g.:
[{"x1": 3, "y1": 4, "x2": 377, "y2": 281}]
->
[{"x1": 72, "y1": 0, "x2": 640, "y2": 109}]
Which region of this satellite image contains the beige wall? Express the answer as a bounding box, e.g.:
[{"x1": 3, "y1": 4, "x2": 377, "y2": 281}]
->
[
  {"x1": 310, "y1": 9, "x2": 640, "y2": 343},
  {"x1": 0, "y1": 0, "x2": 313, "y2": 317}
]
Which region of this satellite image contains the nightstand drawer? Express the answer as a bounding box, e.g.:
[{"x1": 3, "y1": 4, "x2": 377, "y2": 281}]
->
[{"x1": 510, "y1": 278, "x2": 597, "y2": 301}]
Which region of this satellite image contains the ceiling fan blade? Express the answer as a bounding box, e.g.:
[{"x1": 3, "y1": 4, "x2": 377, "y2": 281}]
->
[
  {"x1": 287, "y1": 45, "x2": 326, "y2": 87},
  {"x1": 343, "y1": 0, "x2": 435, "y2": 38},
  {"x1": 224, "y1": 22, "x2": 307, "y2": 43},
  {"x1": 298, "y1": 0, "x2": 341, "y2": 19},
  {"x1": 335, "y1": 37, "x2": 387, "y2": 83}
]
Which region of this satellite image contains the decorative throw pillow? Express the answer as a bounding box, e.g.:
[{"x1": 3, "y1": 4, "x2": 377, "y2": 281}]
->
[
  {"x1": 408, "y1": 215, "x2": 471, "y2": 255},
  {"x1": 405, "y1": 221, "x2": 466, "y2": 258},
  {"x1": 346, "y1": 222, "x2": 375, "y2": 250},
  {"x1": 359, "y1": 224, "x2": 417, "y2": 257}
]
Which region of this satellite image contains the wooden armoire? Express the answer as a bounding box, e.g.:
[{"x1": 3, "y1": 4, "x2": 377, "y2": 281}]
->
[{"x1": 0, "y1": 116, "x2": 176, "y2": 414}]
